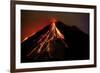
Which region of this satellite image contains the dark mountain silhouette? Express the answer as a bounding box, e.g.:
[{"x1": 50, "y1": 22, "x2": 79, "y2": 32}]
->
[{"x1": 21, "y1": 21, "x2": 89, "y2": 63}]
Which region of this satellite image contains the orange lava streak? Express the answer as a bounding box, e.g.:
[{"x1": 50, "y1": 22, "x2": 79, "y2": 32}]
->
[
  {"x1": 26, "y1": 18, "x2": 68, "y2": 58},
  {"x1": 51, "y1": 18, "x2": 64, "y2": 39}
]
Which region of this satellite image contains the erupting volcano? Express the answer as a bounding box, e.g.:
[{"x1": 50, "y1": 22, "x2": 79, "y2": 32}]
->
[
  {"x1": 26, "y1": 18, "x2": 68, "y2": 59},
  {"x1": 21, "y1": 19, "x2": 89, "y2": 63}
]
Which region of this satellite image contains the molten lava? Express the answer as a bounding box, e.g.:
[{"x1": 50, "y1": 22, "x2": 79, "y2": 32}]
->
[
  {"x1": 26, "y1": 19, "x2": 68, "y2": 59},
  {"x1": 51, "y1": 18, "x2": 64, "y2": 39}
]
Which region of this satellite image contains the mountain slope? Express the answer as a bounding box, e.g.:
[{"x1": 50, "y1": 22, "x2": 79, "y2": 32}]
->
[{"x1": 21, "y1": 21, "x2": 89, "y2": 63}]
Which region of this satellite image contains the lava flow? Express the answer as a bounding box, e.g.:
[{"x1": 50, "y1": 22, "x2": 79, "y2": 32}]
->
[{"x1": 26, "y1": 19, "x2": 68, "y2": 59}]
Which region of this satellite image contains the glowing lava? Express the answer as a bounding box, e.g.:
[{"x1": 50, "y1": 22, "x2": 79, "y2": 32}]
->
[
  {"x1": 26, "y1": 19, "x2": 68, "y2": 59},
  {"x1": 51, "y1": 19, "x2": 64, "y2": 39}
]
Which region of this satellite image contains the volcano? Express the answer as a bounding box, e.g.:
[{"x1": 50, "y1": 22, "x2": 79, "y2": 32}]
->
[{"x1": 21, "y1": 20, "x2": 89, "y2": 63}]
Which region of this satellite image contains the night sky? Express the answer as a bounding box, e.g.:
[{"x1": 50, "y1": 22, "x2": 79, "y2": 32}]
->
[{"x1": 21, "y1": 10, "x2": 89, "y2": 42}]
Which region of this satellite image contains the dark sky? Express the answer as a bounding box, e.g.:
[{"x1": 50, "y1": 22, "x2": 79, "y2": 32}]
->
[{"x1": 21, "y1": 10, "x2": 89, "y2": 42}]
